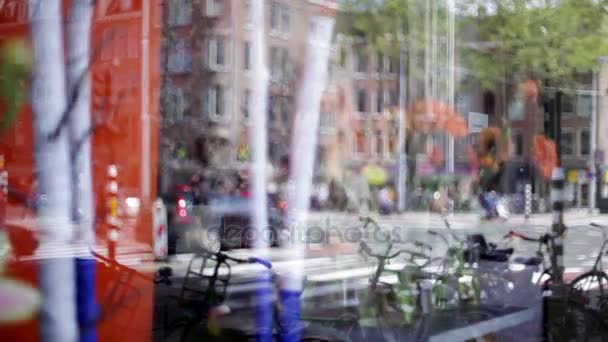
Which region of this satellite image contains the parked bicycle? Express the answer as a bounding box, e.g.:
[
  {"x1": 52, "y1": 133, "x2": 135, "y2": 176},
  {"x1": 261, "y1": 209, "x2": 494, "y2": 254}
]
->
[
  {"x1": 568, "y1": 222, "x2": 608, "y2": 312},
  {"x1": 504, "y1": 229, "x2": 607, "y2": 341},
  {"x1": 156, "y1": 248, "x2": 346, "y2": 342}
]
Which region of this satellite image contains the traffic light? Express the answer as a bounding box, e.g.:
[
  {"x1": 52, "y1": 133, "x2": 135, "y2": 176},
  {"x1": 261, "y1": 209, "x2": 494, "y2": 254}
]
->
[
  {"x1": 92, "y1": 69, "x2": 113, "y2": 113},
  {"x1": 543, "y1": 91, "x2": 563, "y2": 162}
]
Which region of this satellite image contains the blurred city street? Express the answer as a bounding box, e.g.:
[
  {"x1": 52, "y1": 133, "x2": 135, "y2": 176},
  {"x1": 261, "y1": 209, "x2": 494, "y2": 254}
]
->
[{"x1": 149, "y1": 210, "x2": 608, "y2": 314}]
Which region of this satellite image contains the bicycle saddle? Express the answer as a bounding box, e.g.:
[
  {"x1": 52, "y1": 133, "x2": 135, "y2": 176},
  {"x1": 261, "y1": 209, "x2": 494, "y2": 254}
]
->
[
  {"x1": 513, "y1": 256, "x2": 542, "y2": 266},
  {"x1": 480, "y1": 248, "x2": 514, "y2": 262}
]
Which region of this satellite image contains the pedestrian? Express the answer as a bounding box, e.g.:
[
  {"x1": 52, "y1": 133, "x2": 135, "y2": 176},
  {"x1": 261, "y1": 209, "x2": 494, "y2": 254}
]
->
[{"x1": 378, "y1": 186, "x2": 393, "y2": 215}]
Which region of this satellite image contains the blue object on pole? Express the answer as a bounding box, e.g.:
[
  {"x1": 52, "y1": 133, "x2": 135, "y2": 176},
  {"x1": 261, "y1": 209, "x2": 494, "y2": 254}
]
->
[
  {"x1": 279, "y1": 288, "x2": 302, "y2": 342},
  {"x1": 76, "y1": 257, "x2": 98, "y2": 342},
  {"x1": 256, "y1": 274, "x2": 273, "y2": 342}
]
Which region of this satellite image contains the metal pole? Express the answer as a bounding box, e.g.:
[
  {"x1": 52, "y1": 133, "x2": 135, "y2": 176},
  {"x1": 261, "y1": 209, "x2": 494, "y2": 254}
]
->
[
  {"x1": 447, "y1": 0, "x2": 455, "y2": 174},
  {"x1": 397, "y1": 47, "x2": 408, "y2": 212},
  {"x1": 525, "y1": 183, "x2": 532, "y2": 221},
  {"x1": 551, "y1": 91, "x2": 565, "y2": 284},
  {"x1": 249, "y1": 0, "x2": 272, "y2": 339},
  {"x1": 590, "y1": 62, "x2": 601, "y2": 213}
]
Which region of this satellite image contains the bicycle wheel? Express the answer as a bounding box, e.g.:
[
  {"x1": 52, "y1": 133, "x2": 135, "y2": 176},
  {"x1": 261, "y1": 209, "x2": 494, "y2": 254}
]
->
[
  {"x1": 569, "y1": 271, "x2": 608, "y2": 309},
  {"x1": 545, "y1": 297, "x2": 607, "y2": 342}
]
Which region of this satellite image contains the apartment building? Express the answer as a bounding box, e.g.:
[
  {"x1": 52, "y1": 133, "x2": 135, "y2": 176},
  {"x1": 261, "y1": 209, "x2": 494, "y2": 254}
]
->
[{"x1": 161, "y1": 0, "x2": 340, "y2": 174}]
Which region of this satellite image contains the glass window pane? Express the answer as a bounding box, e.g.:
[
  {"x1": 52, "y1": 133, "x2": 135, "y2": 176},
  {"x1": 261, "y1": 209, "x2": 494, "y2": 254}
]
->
[
  {"x1": 561, "y1": 132, "x2": 574, "y2": 155},
  {"x1": 580, "y1": 130, "x2": 590, "y2": 155},
  {"x1": 577, "y1": 94, "x2": 592, "y2": 117}
]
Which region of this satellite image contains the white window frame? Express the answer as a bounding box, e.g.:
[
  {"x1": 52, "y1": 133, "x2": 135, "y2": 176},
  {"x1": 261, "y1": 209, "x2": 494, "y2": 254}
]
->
[
  {"x1": 244, "y1": 0, "x2": 253, "y2": 29},
  {"x1": 205, "y1": 0, "x2": 222, "y2": 17},
  {"x1": 208, "y1": 36, "x2": 230, "y2": 71},
  {"x1": 270, "y1": 2, "x2": 291, "y2": 38},
  {"x1": 206, "y1": 85, "x2": 230, "y2": 122},
  {"x1": 354, "y1": 49, "x2": 368, "y2": 77}
]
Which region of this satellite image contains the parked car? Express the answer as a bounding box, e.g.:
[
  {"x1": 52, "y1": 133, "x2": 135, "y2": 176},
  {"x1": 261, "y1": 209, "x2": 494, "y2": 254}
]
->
[
  {"x1": 162, "y1": 184, "x2": 202, "y2": 255},
  {"x1": 209, "y1": 194, "x2": 283, "y2": 250}
]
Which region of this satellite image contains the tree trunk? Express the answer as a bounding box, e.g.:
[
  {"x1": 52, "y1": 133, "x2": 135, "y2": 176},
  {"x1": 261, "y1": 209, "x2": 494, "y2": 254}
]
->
[
  {"x1": 67, "y1": 1, "x2": 96, "y2": 341},
  {"x1": 29, "y1": 0, "x2": 78, "y2": 341},
  {"x1": 67, "y1": 0, "x2": 94, "y2": 242}
]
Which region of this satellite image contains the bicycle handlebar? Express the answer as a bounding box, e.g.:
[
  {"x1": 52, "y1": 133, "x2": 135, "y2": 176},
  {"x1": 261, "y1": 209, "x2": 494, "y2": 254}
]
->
[
  {"x1": 248, "y1": 257, "x2": 272, "y2": 269},
  {"x1": 504, "y1": 230, "x2": 547, "y2": 243},
  {"x1": 359, "y1": 240, "x2": 429, "y2": 260},
  {"x1": 209, "y1": 250, "x2": 273, "y2": 270}
]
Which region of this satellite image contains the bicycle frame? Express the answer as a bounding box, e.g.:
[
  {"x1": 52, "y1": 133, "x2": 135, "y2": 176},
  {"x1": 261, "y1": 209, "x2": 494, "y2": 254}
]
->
[{"x1": 588, "y1": 225, "x2": 608, "y2": 273}]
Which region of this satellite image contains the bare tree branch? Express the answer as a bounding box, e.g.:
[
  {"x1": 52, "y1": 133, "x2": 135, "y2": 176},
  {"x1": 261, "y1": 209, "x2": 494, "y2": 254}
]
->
[
  {"x1": 70, "y1": 89, "x2": 126, "y2": 163},
  {"x1": 48, "y1": 24, "x2": 114, "y2": 142}
]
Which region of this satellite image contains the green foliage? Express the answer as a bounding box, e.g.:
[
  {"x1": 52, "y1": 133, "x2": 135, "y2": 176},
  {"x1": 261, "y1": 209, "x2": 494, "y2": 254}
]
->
[
  {"x1": 341, "y1": 0, "x2": 608, "y2": 87},
  {"x1": 0, "y1": 39, "x2": 31, "y2": 134},
  {"x1": 460, "y1": 0, "x2": 608, "y2": 86}
]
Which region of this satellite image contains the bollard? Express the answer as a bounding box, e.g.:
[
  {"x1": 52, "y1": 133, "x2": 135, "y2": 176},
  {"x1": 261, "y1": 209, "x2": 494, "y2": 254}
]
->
[
  {"x1": 525, "y1": 183, "x2": 532, "y2": 221},
  {"x1": 107, "y1": 165, "x2": 119, "y2": 260},
  {"x1": 550, "y1": 168, "x2": 566, "y2": 283}
]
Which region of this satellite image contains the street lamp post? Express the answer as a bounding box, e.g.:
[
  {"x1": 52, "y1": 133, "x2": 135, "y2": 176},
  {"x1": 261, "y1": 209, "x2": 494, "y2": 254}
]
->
[
  {"x1": 397, "y1": 46, "x2": 408, "y2": 212},
  {"x1": 590, "y1": 57, "x2": 607, "y2": 213}
]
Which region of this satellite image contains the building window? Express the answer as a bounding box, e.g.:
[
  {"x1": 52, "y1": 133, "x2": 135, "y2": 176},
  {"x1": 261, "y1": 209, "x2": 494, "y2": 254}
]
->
[
  {"x1": 388, "y1": 56, "x2": 399, "y2": 74},
  {"x1": 165, "y1": 85, "x2": 189, "y2": 120},
  {"x1": 376, "y1": 52, "x2": 383, "y2": 73},
  {"x1": 561, "y1": 131, "x2": 574, "y2": 156},
  {"x1": 389, "y1": 88, "x2": 399, "y2": 106},
  {"x1": 270, "y1": 2, "x2": 291, "y2": 35},
  {"x1": 208, "y1": 36, "x2": 229, "y2": 70},
  {"x1": 269, "y1": 46, "x2": 290, "y2": 82},
  {"x1": 374, "y1": 131, "x2": 384, "y2": 156},
  {"x1": 339, "y1": 46, "x2": 347, "y2": 67},
  {"x1": 580, "y1": 129, "x2": 590, "y2": 156},
  {"x1": 206, "y1": 85, "x2": 226, "y2": 119},
  {"x1": 355, "y1": 49, "x2": 367, "y2": 74},
  {"x1": 268, "y1": 95, "x2": 290, "y2": 126},
  {"x1": 280, "y1": 96, "x2": 291, "y2": 125},
  {"x1": 514, "y1": 133, "x2": 523, "y2": 156},
  {"x1": 243, "y1": 89, "x2": 251, "y2": 120},
  {"x1": 244, "y1": 41, "x2": 251, "y2": 71},
  {"x1": 561, "y1": 94, "x2": 575, "y2": 116},
  {"x1": 376, "y1": 88, "x2": 384, "y2": 114},
  {"x1": 168, "y1": 0, "x2": 192, "y2": 27},
  {"x1": 206, "y1": 0, "x2": 222, "y2": 16},
  {"x1": 244, "y1": 0, "x2": 252, "y2": 26},
  {"x1": 577, "y1": 94, "x2": 592, "y2": 117},
  {"x1": 355, "y1": 130, "x2": 367, "y2": 155},
  {"x1": 320, "y1": 112, "x2": 335, "y2": 130},
  {"x1": 357, "y1": 89, "x2": 367, "y2": 113},
  {"x1": 168, "y1": 38, "x2": 192, "y2": 74}
]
